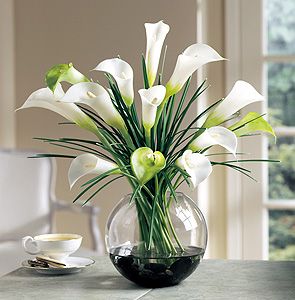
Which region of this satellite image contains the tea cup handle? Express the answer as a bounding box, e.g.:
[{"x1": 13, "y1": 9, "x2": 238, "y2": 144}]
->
[{"x1": 22, "y1": 236, "x2": 40, "y2": 255}]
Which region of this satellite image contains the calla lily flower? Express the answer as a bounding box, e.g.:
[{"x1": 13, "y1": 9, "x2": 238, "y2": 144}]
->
[
  {"x1": 68, "y1": 153, "x2": 119, "y2": 188},
  {"x1": 188, "y1": 126, "x2": 237, "y2": 156},
  {"x1": 17, "y1": 84, "x2": 98, "y2": 135},
  {"x1": 138, "y1": 85, "x2": 166, "y2": 131},
  {"x1": 145, "y1": 20, "x2": 170, "y2": 86},
  {"x1": 61, "y1": 82, "x2": 126, "y2": 131},
  {"x1": 203, "y1": 81, "x2": 264, "y2": 128},
  {"x1": 46, "y1": 63, "x2": 89, "y2": 92},
  {"x1": 93, "y1": 58, "x2": 134, "y2": 107},
  {"x1": 131, "y1": 147, "x2": 166, "y2": 185},
  {"x1": 166, "y1": 43, "x2": 225, "y2": 97},
  {"x1": 228, "y1": 112, "x2": 275, "y2": 137},
  {"x1": 176, "y1": 150, "x2": 212, "y2": 189}
]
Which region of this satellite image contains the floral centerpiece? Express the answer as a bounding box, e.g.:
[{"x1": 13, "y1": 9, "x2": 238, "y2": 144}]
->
[{"x1": 19, "y1": 21, "x2": 276, "y2": 287}]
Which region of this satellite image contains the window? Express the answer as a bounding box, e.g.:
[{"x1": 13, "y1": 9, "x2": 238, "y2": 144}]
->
[
  {"x1": 225, "y1": 0, "x2": 295, "y2": 259},
  {"x1": 265, "y1": 0, "x2": 295, "y2": 260}
]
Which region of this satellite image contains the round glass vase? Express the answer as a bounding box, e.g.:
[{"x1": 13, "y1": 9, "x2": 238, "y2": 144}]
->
[{"x1": 105, "y1": 192, "x2": 207, "y2": 288}]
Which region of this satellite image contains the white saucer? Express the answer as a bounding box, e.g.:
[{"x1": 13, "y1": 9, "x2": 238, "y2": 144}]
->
[{"x1": 22, "y1": 256, "x2": 95, "y2": 275}]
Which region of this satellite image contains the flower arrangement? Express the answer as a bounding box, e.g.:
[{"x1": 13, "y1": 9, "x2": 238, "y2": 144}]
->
[{"x1": 19, "y1": 21, "x2": 276, "y2": 257}]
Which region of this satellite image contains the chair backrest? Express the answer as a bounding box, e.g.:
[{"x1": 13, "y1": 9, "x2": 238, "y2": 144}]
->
[{"x1": 0, "y1": 150, "x2": 53, "y2": 241}]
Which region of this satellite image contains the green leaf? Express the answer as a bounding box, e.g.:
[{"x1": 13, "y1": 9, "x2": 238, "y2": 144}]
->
[
  {"x1": 131, "y1": 147, "x2": 166, "y2": 185},
  {"x1": 45, "y1": 63, "x2": 89, "y2": 92},
  {"x1": 229, "y1": 112, "x2": 275, "y2": 137},
  {"x1": 141, "y1": 55, "x2": 150, "y2": 89},
  {"x1": 28, "y1": 153, "x2": 76, "y2": 159}
]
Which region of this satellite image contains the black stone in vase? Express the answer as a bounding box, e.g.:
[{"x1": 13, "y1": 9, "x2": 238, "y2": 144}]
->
[{"x1": 110, "y1": 246, "x2": 204, "y2": 288}]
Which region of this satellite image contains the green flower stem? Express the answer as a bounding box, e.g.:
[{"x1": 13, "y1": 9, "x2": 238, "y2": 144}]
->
[
  {"x1": 127, "y1": 183, "x2": 170, "y2": 254},
  {"x1": 165, "y1": 195, "x2": 184, "y2": 251},
  {"x1": 145, "y1": 128, "x2": 151, "y2": 147},
  {"x1": 120, "y1": 127, "x2": 136, "y2": 150},
  {"x1": 134, "y1": 199, "x2": 149, "y2": 253},
  {"x1": 141, "y1": 185, "x2": 177, "y2": 254},
  {"x1": 136, "y1": 192, "x2": 168, "y2": 253},
  {"x1": 148, "y1": 176, "x2": 159, "y2": 250},
  {"x1": 153, "y1": 95, "x2": 170, "y2": 141},
  {"x1": 173, "y1": 175, "x2": 183, "y2": 190},
  {"x1": 155, "y1": 95, "x2": 169, "y2": 126},
  {"x1": 138, "y1": 187, "x2": 173, "y2": 253},
  {"x1": 118, "y1": 147, "x2": 175, "y2": 255},
  {"x1": 134, "y1": 188, "x2": 171, "y2": 254}
]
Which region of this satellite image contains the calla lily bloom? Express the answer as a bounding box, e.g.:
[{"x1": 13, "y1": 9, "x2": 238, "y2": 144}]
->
[
  {"x1": 17, "y1": 84, "x2": 98, "y2": 135},
  {"x1": 189, "y1": 126, "x2": 237, "y2": 156},
  {"x1": 93, "y1": 58, "x2": 134, "y2": 107},
  {"x1": 61, "y1": 82, "x2": 134, "y2": 149},
  {"x1": 166, "y1": 43, "x2": 224, "y2": 97},
  {"x1": 61, "y1": 82, "x2": 126, "y2": 130},
  {"x1": 131, "y1": 147, "x2": 166, "y2": 185},
  {"x1": 145, "y1": 20, "x2": 170, "y2": 86},
  {"x1": 203, "y1": 81, "x2": 264, "y2": 128},
  {"x1": 46, "y1": 63, "x2": 89, "y2": 92},
  {"x1": 176, "y1": 150, "x2": 212, "y2": 189},
  {"x1": 228, "y1": 112, "x2": 275, "y2": 137},
  {"x1": 68, "y1": 153, "x2": 119, "y2": 188},
  {"x1": 138, "y1": 85, "x2": 166, "y2": 131}
]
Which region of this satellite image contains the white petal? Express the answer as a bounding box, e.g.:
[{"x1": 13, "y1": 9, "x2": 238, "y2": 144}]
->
[
  {"x1": 68, "y1": 153, "x2": 118, "y2": 188},
  {"x1": 17, "y1": 84, "x2": 98, "y2": 134},
  {"x1": 177, "y1": 150, "x2": 212, "y2": 188},
  {"x1": 138, "y1": 85, "x2": 166, "y2": 106},
  {"x1": 204, "y1": 80, "x2": 264, "y2": 127},
  {"x1": 61, "y1": 81, "x2": 108, "y2": 102},
  {"x1": 167, "y1": 43, "x2": 225, "y2": 95},
  {"x1": 183, "y1": 43, "x2": 224, "y2": 59},
  {"x1": 61, "y1": 82, "x2": 125, "y2": 129},
  {"x1": 93, "y1": 58, "x2": 134, "y2": 106},
  {"x1": 189, "y1": 126, "x2": 237, "y2": 156},
  {"x1": 53, "y1": 83, "x2": 65, "y2": 98},
  {"x1": 145, "y1": 20, "x2": 170, "y2": 86},
  {"x1": 138, "y1": 85, "x2": 166, "y2": 129}
]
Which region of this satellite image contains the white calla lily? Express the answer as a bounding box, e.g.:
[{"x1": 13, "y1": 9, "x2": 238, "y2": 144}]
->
[
  {"x1": 61, "y1": 82, "x2": 134, "y2": 149},
  {"x1": 145, "y1": 20, "x2": 170, "y2": 86},
  {"x1": 17, "y1": 84, "x2": 98, "y2": 134},
  {"x1": 61, "y1": 82, "x2": 126, "y2": 130},
  {"x1": 93, "y1": 58, "x2": 134, "y2": 107},
  {"x1": 45, "y1": 63, "x2": 90, "y2": 92},
  {"x1": 203, "y1": 80, "x2": 264, "y2": 128},
  {"x1": 138, "y1": 85, "x2": 166, "y2": 131},
  {"x1": 176, "y1": 150, "x2": 212, "y2": 189},
  {"x1": 166, "y1": 43, "x2": 225, "y2": 97},
  {"x1": 188, "y1": 126, "x2": 237, "y2": 156},
  {"x1": 68, "y1": 153, "x2": 119, "y2": 189}
]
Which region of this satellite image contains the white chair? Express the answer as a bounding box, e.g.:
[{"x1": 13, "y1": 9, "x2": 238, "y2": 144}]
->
[{"x1": 0, "y1": 149, "x2": 104, "y2": 276}]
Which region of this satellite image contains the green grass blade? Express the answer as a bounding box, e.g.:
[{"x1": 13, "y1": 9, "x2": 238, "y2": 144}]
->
[
  {"x1": 28, "y1": 154, "x2": 76, "y2": 159},
  {"x1": 211, "y1": 161, "x2": 252, "y2": 173},
  {"x1": 221, "y1": 159, "x2": 280, "y2": 163},
  {"x1": 81, "y1": 167, "x2": 123, "y2": 187},
  {"x1": 141, "y1": 55, "x2": 150, "y2": 89}
]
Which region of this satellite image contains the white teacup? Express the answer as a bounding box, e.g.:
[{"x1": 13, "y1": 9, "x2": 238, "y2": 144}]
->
[{"x1": 22, "y1": 233, "x2": 82, "y2": 261}]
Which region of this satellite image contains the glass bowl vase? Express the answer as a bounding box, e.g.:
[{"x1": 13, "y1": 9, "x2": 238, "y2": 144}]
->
[{"x1": 105, "y1": 192, "x2": 207, "y2": 288}]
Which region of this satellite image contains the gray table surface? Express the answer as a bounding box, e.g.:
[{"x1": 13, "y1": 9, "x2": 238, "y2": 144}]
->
[{"x1": 0, "y1": 257, "x2": 294, "y2": 300}]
